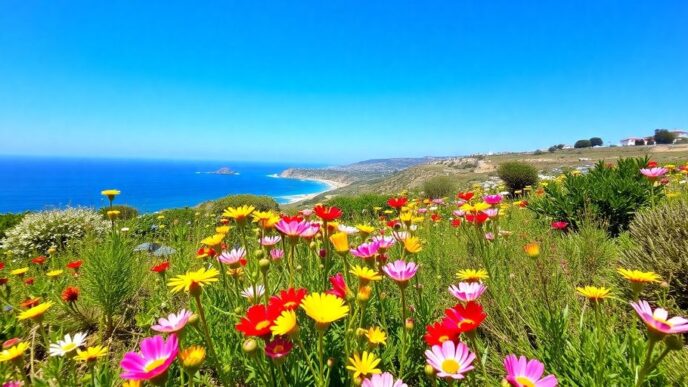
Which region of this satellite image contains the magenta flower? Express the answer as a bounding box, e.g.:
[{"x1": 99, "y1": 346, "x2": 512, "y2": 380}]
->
[
  {"x1": 483, "y1": 194, "x2": 503, "y2": 205},
  {"x1": 265, "y1": 337, "x2": 293, "y2": 359},
  {"x1": 362, "y1": 372, "x2": 408, "y2": 387},
  {"x1": 640, "y1": 167, "x2": 668, "y2": 179},
  {"x1": 382, "y1": 260, "x2": 418, "y2": 285},
  {"x1": 630, "y1": 300, "x2": 688, "y2": 336},
  {"x1": 372, "y1": 235, "x2": 396, "y2": 250},
  {"x1": 504, "y1": 355, "x2": 558, "y2": 387},
  {"x1": 550, "y1": 221, "x2": 568, "y2": 230},
  {"x1": 260, "y1": 235, "x2": 281, "y2": 246},
  {"x1": 120, "y1": 334, "x2": 179, "y2": 381},
  {"x1": 326, "y1": 273, "x2": 349, "y2": 299},
  {"x1": 425, "y1": 340, "x2": 475, "y2": 380},
  {"x1": 448, "y1": 282, "x2": 487, "y2": 302},
  {"x1": 217, "y1": 247, "x2": 246, "y2": 266},
  {"x1": 151, "y1": 309, "x2": 193, "y2": 334},
  {"x1": 270, "y1": 248, "x2": 284, "y2": 261},
  {"x1": 275, "y1": 219, "x2": 312, "y2": 239},
  {"x1": 350, "y1": 241, "x2": 381, "y2": 260}
]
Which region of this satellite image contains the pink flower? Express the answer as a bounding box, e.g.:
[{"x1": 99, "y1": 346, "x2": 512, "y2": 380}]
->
[
  {"x1": 299, "y1": 223, "x2": 321, "y2": 239},
  {"x1": 362, "y1": 372, "x2": 408, "y2": 387},
  {"x1": 326, "y1": 273, "x2": 349, "y2": 299},
  {"x1": 299, "y1": 209, "x2": 314, "y2": 217},
  {"x1": 483, "y1": 194, "x2": 503, "y2": 205},
  {"x1": 270, "y1": 248, "x2": 284, "y2": 261},
  {"x1": 264, "y1": 337, "x2": 293, "y2": 359},
  {"x1": 503, "y1": 355, "x2": 558, "y2": 387},
  {"x1": 382, "y1": 260, "x2": 418, "y2": 285},
  {"x1": 630, "y1": 300, "x2": 688, "y2": 336},
  {"x1": 425, "y1": 340, "x2": 475, "y2": 380},
  {"x1": 372, "y1": 236, "x2": 396, "y2": 250},
  {"x1": 640, "y1": 167, "x2": 668, "y2": 179},
  {"x1": 275, "y1": 219, "x2": 313, "y2": 239},
  {"x1": 452, "y1": 210, "x2": 465, "y2": 218},
  {"x1": 260, "y1": 235, "x2": 281, "y2": 246},
  {"x1": 350, "y1": 241, "x2": 381, "y2": 260},
  {"x1": 484, "y1": 232, "x2": 495, "y2": 241},
  {"x1": 151, "y1": 309, "x2": 193, "y2": 334},
  {"x1": 483, "y1": 208, "x2": 499, "y2": 218},
  {"x1": 448, "y1": 282, "x2": 487, "y2": 302},
  {"x1": 3, "y1": 382, "x2": 22, "y2": 387},
  {"x1": 217, "y1": 247, "x2": 246, "y2": 266},
  {"x1": 120, "y1": 334, "x2": 179, "y2": 381},
  {"x1": 550, "y1": 221, "x2": 568, "y2": 230}
]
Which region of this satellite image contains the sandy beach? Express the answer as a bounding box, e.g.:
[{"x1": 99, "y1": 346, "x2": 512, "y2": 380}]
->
[{"x1": 276, "y1": 177, "x2": 348, "y2": 204}]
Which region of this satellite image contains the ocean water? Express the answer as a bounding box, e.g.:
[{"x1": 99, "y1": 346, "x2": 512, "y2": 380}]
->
[{"x1": 0, "y1": 156, "x2": 328, "y2": 213}]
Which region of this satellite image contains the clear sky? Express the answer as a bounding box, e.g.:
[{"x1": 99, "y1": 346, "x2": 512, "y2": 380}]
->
[{"x1": 1, "y1": 1, "x2": 686, "y2": 163}]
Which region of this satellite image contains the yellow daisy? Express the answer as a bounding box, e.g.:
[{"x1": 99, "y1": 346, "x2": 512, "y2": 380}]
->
[
  {"x1": 222, "y1": 205, "x2": 256, "y2": 223},
  {"x1": 0, "y1": 342, "x2": 30, "y2": 362},
  {"x1": 18, "y1": 301, "x2": 54, "y2": 321},
  {"x1": 346, "y1": 351, "x2": 382, "y2": 379},
  {"x1": 270, "y1": 310, "x2": 298, "y2": 336},
  {"x1": 74, "y1": 345, "x2": 108, "y2": 362},
  {"x1": 301, "y1": 293, "x2": 350, "y2": 329},
  {"x1": 403, "y1": 237, "x2": 422, "y2": 254},
  {"x1": 329, "y1": 232, "x2": 349, "y2": 253},
  {"x1": 167, "y1": 267, "x2": 220, "y2": 295},
  {"x1": 455, "y1": 268, "x2": 488, "y2": 283},
  {"x1": 215, "y1": 225, "x2": 231, "y2": 235},
  {"x1": 355, "y1": 224, "x2": 376, "y2": 235},
  {"x1": 617, "y1": 268, "x2": 660, "y2": 284},
  {"x1": 101, "y1": 189, "x2": 120, "y2": 199},
  {"x1": 201, "y1": 234, "x2": 225, "y2": 248},
  {"x1": 46, "y1": 269, "x2": 64, "y2": 278},
  {"x1": 252, "y1": 211, "x2": 280, "y2": 229},
  {"x1": 179, "y1": 345, "x2": 206, "y2": 371},
  {"x1": 349, "y1": 265, "x2": 382, "y2": 285},
  {"x1": 576, "y1": 286, "x2": 611, "y2": 302},
  {"x1": 10, "y1": 267, "x2": 29, "y2": 276},
  {"x1": 365, "y1": 326, "x2": 387, "y2": 346}
]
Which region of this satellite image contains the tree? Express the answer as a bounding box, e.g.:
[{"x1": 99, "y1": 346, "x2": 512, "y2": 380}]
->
[
  {"x1": 548, "y1": 146, "x2": 557, "y2": 153},
  {"x1": 654, "y1": 129, "x2": 676, "y2": 145},
  {"x1": 556, "y1": 144, "x2": 565, "y2": 150},
  {"x1": 497, "y1": 162, "x2": 538, "y2": 193},
  {"x1": 574, "y1": 139, "x2": 592, "y2": 148},
  {"x1": 634, "y1": 139, "x2": 645, "y2": 146},
  {"x1": 590, "y1": 137, "x2": 603, "y2": 147}
]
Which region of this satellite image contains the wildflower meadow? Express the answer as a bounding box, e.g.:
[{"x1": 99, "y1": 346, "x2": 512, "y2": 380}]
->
[{"x1": 1, "y1": 158, "x2": 687, "y2": 386}]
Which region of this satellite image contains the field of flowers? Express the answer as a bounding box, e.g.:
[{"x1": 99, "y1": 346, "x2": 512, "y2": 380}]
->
[{"x1": 0, "y1": 159, "x2": 687, "y2": 386}]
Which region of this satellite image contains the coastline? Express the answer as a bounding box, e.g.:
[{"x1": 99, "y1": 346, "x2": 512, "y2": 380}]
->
[{"x1": 274, "y1": 176, "x2": 348, "y2": 204}]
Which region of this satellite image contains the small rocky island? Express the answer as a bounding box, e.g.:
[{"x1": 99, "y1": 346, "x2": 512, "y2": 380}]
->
[{"x1": 207, "y1": 167, "x2": 238, "y2": 175}]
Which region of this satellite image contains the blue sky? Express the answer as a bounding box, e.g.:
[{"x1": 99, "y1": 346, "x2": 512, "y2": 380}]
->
[{"x1": 1, "y1": 1, "x2": 686, "y2": 163}]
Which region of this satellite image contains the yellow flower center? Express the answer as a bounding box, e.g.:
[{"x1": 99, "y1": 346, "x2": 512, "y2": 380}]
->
[
  {"x1": 283, "y1": 301, "x2": 297, "y2": 309},
  {"x1": 458, "y1": 318, "x2": 475, "y2": 329},
  {"x1": 255, "y1": 320, "x2": 271, "y2": 331},
  {"x1": 61, "y1": 343, "x2": 77, "y2": 352},
  {"x1": 144, "y1": 357, "x2": 167, "y2": 372},
  {"x1": 516, "y1": 376, "x2": 536, "y2": 387},
  {"x1": 273, "y1": 344, "x2": 285, "y2": 353},
  {"x1": 438, "y1": 335, "x2": 449, "y2": 343},
  {"x1": 441, "y1": 359, "x2": 460, "y2": 374}
]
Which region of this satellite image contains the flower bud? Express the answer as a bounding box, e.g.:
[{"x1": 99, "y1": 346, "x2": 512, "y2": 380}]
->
[
  {"x1": 664, "y1": 335, "x2": 684, "y2": 351},
  {"x1": 405, "y1": 318, "x2": 414, "y2": 330},
  {"x1": 319, "y1": 248, "x2": 327, "y2": 258},
  {"x1": 424, "y1": 364, "x2": 435, "y2": 378},
  {"x1": 242, "y1": 339, "x2": 258, "y2": 356},
  {"x1": 327, "y1": 357, "x2": 335, "y2": 368},
  {"x1": 188, "y1": 314, "x2": 200, "y2": 327},
  {"x1": 310, "y1": 242, "x2": 318, "y2": 250},
  {"x1": 254, "y1": 249, "x2": 265, "y2": 259},
  {"x1": 259, "y1": 258, "x2": 270, "y2": 273}
]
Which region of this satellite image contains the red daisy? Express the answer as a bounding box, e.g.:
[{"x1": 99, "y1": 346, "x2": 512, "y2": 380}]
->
[
  {"x1": 313, "y1": 205, "x2": 343, "y2": 222},
  {"x1": 451, "y1": 218, "x2": 462, "y2": 228},
  {"x1": 150, "y1": 261, "x2": 170, "y2": 273},
  {"x1": 442, "y1": 302, "x2": 487, "y2": 334},
  {"x1": 647, "y1": 160, "x2": 658, "y2": 168},
  {"x1": 280, "y1": 214, "x2": 303, "y2": 223},
  {"x1": 465, "y1": 212, "x2": 489, "y2": 224},
  {"x1": 551, "y1": 221, "x2": 569, "y2": 230},
  {"x1": 24, "y1": 277, "x2": 34, "y2": 285},
  {"x1": 66, "y1": 260, "x2": 83, "y2": 270},
  {"x1": 0, "y1": 278, "x2": 8, "y2": 286},
  {"x1": 264, "y1": 337, "x2": 293, "y2": 360},
  {"x1": 196, "y1": 247, "x2": 217, "y2": 259},
  {"x1": 235, "y1": 304, "x2": 282, "y2": 337},
  {"x1": 62, "y1": 286, "x2": 80, "y2": 303},
  {"x1": 431, "y1": 213, "x2": 442, "y2": 222},
  {"x1": 456, "y1": 192, "x2": 474, "y2": 201},
  {"x1": 386, "y1": 220, "x2": 401, "y2": 229},
  {"x1": 269, "y1": 288, "x2": 307, "y2": 311},
  {"x1": 0, "y1": 262, "x2": 5, "y2": 270},
  {"x1": 387, "y1": 197, "x2": 408, "y2": 209},
  {"x1": 518, "y1": 200, "x2": 528, "y2": 208},
  {"x1": 424, "y1": 321, "x2": 460, "y2": 346},
  {"x1": 3, "y1": 338, "x2": 21, "y2": 349},
  {"x1": 31, "y1": 256, "x2": 47, "y2": 265},
  {"x1": 20, "y1": 298, "x2": 40, "y2": 308}
]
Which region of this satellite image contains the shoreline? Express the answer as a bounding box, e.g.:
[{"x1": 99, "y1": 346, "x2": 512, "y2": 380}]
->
[{"x1": 275, "y1": 176, "x2": 349, "y2": 204}]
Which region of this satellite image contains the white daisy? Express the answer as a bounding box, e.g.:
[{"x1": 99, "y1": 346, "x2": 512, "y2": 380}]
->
[{"x1": 49, "y1": 332, "x2": 88, "y2": 357}]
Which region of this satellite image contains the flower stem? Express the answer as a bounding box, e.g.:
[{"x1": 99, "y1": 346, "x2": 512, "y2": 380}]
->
[
  {"x1": 635, "y1": 337, "x2": 658, "y2": 387},
  {"x1": 193, "y1": 294, "x2": 226, "y2": 383},
  {"x1": 399, "y1": 287, "x2": 407, "y2": 376}
]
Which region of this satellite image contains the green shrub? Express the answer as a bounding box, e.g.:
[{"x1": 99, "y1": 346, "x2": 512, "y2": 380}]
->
[
  {"x1": 590, "y1": 137, "x2": 603, "y2": 146},
  {"x1": 0, "y1": 212, "x2": 26, "y2": 240},
  {"x1": 654, "y1": 129, "x2": 676, "y2": 145},
  {"x1": 422, "y1": 175, "x2": 456, "y2": 199},
  {"x1": 574, "y1": 139, "x2": 592, "y2": 148},
  {"x1": 327, "y1": 194, "x2": 389, "y2": 219},
  {"x1": 1, "y1": 208, "x2": 108, "y2": 258},
  {"x1": 202, "y1": 194, "x2": 279, "y2": 214},
  {"x1": 497, "y1": 161, "x2": 538, "y2": 193},
  {"x1": 530, "y1": 157, "x2": 661, "y2": 236},
  {"x1": 99, "y1": 205, "x2": 139, "y2": 220},
  {"x1": 620, "y1": 200, "x2": 688, "y2": 310}
]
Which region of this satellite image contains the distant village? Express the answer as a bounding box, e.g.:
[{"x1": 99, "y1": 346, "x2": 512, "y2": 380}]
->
[{"x1": 619, "y1": 129, "x2": 687, "y2": 146}]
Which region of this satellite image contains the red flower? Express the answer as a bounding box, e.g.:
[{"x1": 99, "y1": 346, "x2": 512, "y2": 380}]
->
[
  {"x1": 265, "y1": 337, "x2": 293, "y2": 359},
  {"x1": 66, "y1": 260, "x2": 83, "y2": 270},
  {"x1": 451, "y1": 218, "x2": 462, "y2": 228},
  {"x1": 424, "y1": 321, "x2": 460, "y2": 346},
  {"x1": 31, "y1": 256, "x2": 47, "y2": 265},
  {"x1": 23, "y1": 277, "x2": 34, "y2": 285},
  {"x1": 431, "y1": 213, "x2": 442, "y2": 222},
  {"x1": 0, "y1": 278, "x2": 8, "y2": 286},
  {"x1": 465, "y1": 212, "x2": 489, "y2": 224},
  {"x1": 269, "y1": 288, "x2": 307, "y2": 311},
  {"x1": 442, "y1": 302, "x2": 487, "y2": 334},
  {"x1": 62, "y1": 286, "x2": 80, "y2": 303},
  {"x1": 313, "y1": 205, "x2": 343, "y2": 222},
  {"x1": 387, "y1": 197, "x2": 408, "y2": 209},
  {"x1": 280, "y1": 214, "x2": 303, "y2": 223},
  {"x1": 0, "y1": 262, "x2": 5, "y2": 270},
  {"x1": 196, "y1": 247, "x2": 217, "y2": 259},
  {"x1": 326, "y1": 273, "x2": 349, "y2": 299},
  {"x1": 386, "y1": 220, "x2": 401, "y2": 229},
  {"x1": 647, "y1": 160, "x2": 658, "y2": 168},
  {"x1": 235, "y1": 304, "x2": 282, "y2": 337},
  {"x1": 3, "y1": 338, "x2": 21, "y2": 349},
  {"x1": 150, "y1": 261, "x2": 170, "y2": 273},
  {"x1": 457, "y1": 192, "x2": 474, "y2": 201},
  {"x1": 20, "y1": 298, "x2": 40, "y2": 308},
  {"x1": 551, "y1": 221, "x2": 569, "y2": 230}
]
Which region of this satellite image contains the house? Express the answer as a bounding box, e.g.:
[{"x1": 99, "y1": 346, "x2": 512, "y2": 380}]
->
[
  {"x1": 671, "y1": 130, "x2": 688, "y2": 140},
  {"x1": 620, "y1": 137, "x2": 646, "y2": 146}
]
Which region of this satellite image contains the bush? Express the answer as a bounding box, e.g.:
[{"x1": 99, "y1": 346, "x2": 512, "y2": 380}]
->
[
  {"x1": 202, "y1": 194, "x2": 279, "y2": 214},
  {"x1": 530, "y1": 157, "x2": 662, "y2": 236},
  {"x1": 620, "y1": 200, "x2": 688, "y2": 310},
  {"x1": 589, "y1": 137, "x2": 603, "y2": 147},
  {"x1": 574, "y1": 139, "x2": 592, "y2": 148},
  {"x1": 99, "y1": 205, "x2": 139, "y2": 220},
  {"x1": 634, "y1": 139, "x2": 645, "y2": 146},
  {"x1": 1, "y1": 208, "x2": 108, "y2": 258},
  {"x1": 548, "y1": 146, "x2": 557, "y2": 153},
  {"x1": 0, "y1": 213, "x2": 26, "y2": 240},
  {"x1": 654, "y1": 129, "x2": 676, "y2": 145},
  {"x1": 327, "y1": 194, "x2": 389, "y2": 219},
  {"x1": 497, "y1": 162, "x2": 539, "y2": 193},
  {"x1": 422, "y1": 176, "x2": 456, "y2": 199}
]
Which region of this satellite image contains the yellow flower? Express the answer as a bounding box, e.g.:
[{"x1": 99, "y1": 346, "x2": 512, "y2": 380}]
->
[
  {"x1": 106, "y1": 210, "x2": 120, "y2": 219},
  {"x1": 617, "y1": 268, "x2": 661, "y2": 284},
  {"x1": 523, "y1": 242, "x2": 540, "y2": 258},
  {"x1": 252, "y1": 211, "x2": 280, "y2": 229},
  {"x1": 403, "y1": 237, "x2": 422, "y2": 254},
  {"x1": 460, "y1": 202, "x2": 490, "y2": 213},
  {"x1": 355, "y1": 224, "x2": 376, "y2": 235},
  {"x1": 46, "y1": 269, "x2": 63, "y2": 278},
  {"x1": 329, "y1": 232, "x2": 349, "y2": 253},
  {"x1": 18, "y1": 301, "x2": 54, "y2": 321},
  {"x1": 270, "y1": 310, "x2": 298, "y2": 336},
  {"x1": 168, "y1": 267, "x2": 220, "y2": 295},
  {"x1": 346, "y1": 351, "x2": 382, "y2": 379},
  {"x1": 455, "y1": 269, "x2": 488, "y2": 283},
  {"x1": 365, "y1": 326, "x2": 387, "y2": 346},
  {"x1": 223, "y1": 205, "x2": 255, "y2": 223},
  {"x1": 215, "y1": 225, "x2": 231, "y2": 235},
  {"x1": 74, "y1": 345, "x2": 108, "y2": 362},
  {"x1": 11, "y1": 267, "x2": 29, "y2": 276},
  {"x1": 576, "y1": 286, "x2": 611, "y2": 302},
  {"x1": 179, "y1": 345, "x2": 206, "y2": 371},
  {"x1": 399, "y1": 211, "x2": 413, "y2": 224},
  {"x1": 301, "y1": 293, "x2": 350, "y2": 329},
  {"x1": 0, "y1": 342, "x2": 30, "y2": 362},
  {"x1": 122, "y1": 381, "x2": 142, "y2": 387},
  {"x1": 101, "y1": 189, "x2": 120, "y2": 199},
  {"x1": 350, "y1": 265, "x2": 382, "y2": 285},
  {"x1": 201, "y1": 233, "x2": 225, "y2": 248}
]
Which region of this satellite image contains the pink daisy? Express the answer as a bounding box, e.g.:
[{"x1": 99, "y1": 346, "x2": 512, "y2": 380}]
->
[
  {"x1": 382, "y1": 260, "x2": 418, "y2": 285},
  {"x1": 350, "y1": 241, "x2": 381, "y2": 260},
  {"x1": 448, "y1": 282, "x2": 487, "y2": 303},
  {"x1": 425, "y1": 340, "x2": 475, "y2": 380},
  {"x1": 630, "y1": 300, "x2": 688, "y2": 336},
  {"x1": 260, "y1": 235, "x2": 281, "y2": 246},
  {"x1": 120, "y1": 334, "x2": 179, "y2": 381},
  {"x1": 503, "y1": 354, "x2": 558, "y2": 387},
  {"x1": 151, "y1": 309, "x2": 193, "y2": 334},
  {"x1": 217, "y1": 247, "x2": 246, "y2": 266},
  {"x1": 362, "y1": 372, "x2": 408, "y2": 387}
]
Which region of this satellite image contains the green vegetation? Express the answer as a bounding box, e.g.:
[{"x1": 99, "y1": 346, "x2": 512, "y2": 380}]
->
[
  {"x1": 574, "y1": 139, "x2": 592, "y2": 148},
  {"x1": 201, "y1": 194, "x2": 279, "y2": 214},
  {"x1": 99, "y1": 205, "x2": 139, "y2": 220},
  {"x1": 0, "y1": 212, "x2": 26, "y2": 239},
  {"x1": 654, "y1": 129, "x2": 676, "y2": 145},
  {"x1": 422, "y1": 175, "x2": 456, "y2": 199},
  {"x1": 327, "y1": 193, "x2": 389, "y2": 219},
  {"x1": 497, "y1": 161, "x2": 538, "y2": 193}
]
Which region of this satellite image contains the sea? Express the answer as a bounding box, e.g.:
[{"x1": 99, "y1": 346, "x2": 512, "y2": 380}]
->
[{"x1": 0, "y1": 156, "x2": 330, "y2": 213}]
